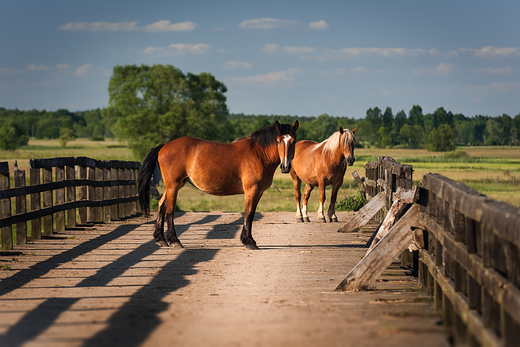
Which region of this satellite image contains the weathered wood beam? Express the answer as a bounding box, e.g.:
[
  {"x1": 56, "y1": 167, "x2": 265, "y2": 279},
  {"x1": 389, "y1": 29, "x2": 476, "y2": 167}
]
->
[
  {"x1": 335, "y1": 204, "x2": 422, "y2": 291},
  {"x1": 337, "y1": 191, "x2": 386, "y2": 233}
]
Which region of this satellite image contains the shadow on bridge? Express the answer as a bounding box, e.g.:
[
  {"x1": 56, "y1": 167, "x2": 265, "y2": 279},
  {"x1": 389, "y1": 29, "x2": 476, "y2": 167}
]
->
[{"x1": 0, "y1": 212, "x2": 253, "y2": 347}]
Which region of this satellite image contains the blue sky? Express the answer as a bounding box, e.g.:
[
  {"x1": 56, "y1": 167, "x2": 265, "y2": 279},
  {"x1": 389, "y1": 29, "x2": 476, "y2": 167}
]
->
[{"x1": 1, "y1": 0, "x2": 519, "y2": 119}]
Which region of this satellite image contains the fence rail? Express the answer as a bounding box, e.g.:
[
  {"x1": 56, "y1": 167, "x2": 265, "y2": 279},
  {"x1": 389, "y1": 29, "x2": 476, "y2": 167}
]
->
[{"x1": 0, "y1": 157, "x2": 141, "y2": 250}]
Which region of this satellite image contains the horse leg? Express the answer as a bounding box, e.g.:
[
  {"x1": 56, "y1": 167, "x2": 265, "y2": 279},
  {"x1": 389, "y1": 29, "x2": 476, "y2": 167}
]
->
[
  {"x1": 302, "y1": 184, "x2": 313, "y2": 222},
  {"x1": 316, "y1": 181, "x2": 327, "y2": 223},
  {"x1": 291, "y1": 172, "x2": 303, "y2": 222},
  {"x1": 165, "y1": 183, "x2": 183, "y2": 248},
  {"x1": 154, "y1": 193, "x2": 168, "y2": 247},
  {"x1": 327, "y1": 178, "x2": 343, "y2": 223},
  {"x1": 241, "y1": 189, "x2": 263, "y2": 250}
]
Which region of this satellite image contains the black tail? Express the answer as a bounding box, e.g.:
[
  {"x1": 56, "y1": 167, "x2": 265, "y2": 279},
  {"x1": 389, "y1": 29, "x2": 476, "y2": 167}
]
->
[{"x1": 138, "y1": 144, "x2": 164, "y2": 217}]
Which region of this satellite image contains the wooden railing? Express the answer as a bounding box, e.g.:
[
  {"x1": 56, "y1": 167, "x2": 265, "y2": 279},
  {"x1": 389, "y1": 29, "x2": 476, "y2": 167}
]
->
[
  {"x1": 0, "y1": 157, "x2": 141, "y2": 250},
  {"x1": 351, "y1": 157, "x2": 520, "y2": 346},
  {"x1": 364, "y1": 156, "x2": 413, "y2": 221},
  {"x1": 418, "y1": 173, "x2": 520, "y2": 347}
]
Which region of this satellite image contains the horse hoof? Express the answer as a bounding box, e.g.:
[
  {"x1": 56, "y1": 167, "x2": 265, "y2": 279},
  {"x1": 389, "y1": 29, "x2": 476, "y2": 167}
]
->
[
  {"x1": 304, "y1": 217, "x2": 311, "y2": 223},
  {"x1": 245, "y1": 243, "x2": 259, "y2": 250},
  {"x1": 155, "y1": 240, "x2": 169, "y2": 247},
  {"x1": 317, "y1": 218, "x2": 326, "y2": 223},
  {"x1": 331, "y1": 217, "x2": 338, "y2": 223},
  {"x1": 171, "y1": 241, "x2": 184, "y2": 249},
  {"x1": 296, "y1": 217, "x2": 304, "y2": 223}
]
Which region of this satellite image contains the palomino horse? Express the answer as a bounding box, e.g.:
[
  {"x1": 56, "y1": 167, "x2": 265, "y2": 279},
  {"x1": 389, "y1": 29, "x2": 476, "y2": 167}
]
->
[
  {"x1": 290, "y1": 126, "x2": 356, "y2": 222},
  {"x1": 138, "y1": 120, "x2": 299, "y2": 250}
]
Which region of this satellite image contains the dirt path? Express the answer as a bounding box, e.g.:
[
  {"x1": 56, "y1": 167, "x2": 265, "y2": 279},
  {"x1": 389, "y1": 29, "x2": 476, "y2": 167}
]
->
[{"x1": 0, "y1": 212, "x2": 449, "y2": 347}]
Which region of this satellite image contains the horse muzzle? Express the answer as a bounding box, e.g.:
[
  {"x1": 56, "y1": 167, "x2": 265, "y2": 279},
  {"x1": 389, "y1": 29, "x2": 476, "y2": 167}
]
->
[
  {"x1": 280, "y1": 163, "x2": 291, "y2": 173},
  {"x1": 346, "y1": 156, "x2": 355, "y2": 166}
]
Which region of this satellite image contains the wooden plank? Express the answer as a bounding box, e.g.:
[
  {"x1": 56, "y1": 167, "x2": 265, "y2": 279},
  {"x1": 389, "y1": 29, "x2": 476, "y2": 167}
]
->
[
  {"x1": 65, "y1": 165, "x2": 76, "y2": 228},
  {"x1": 111, "y1": 167, "x2": 119, "y2": 220},
  {"x1": 95, "y1": 167, "x2": 103, "y2": 222},
  {"x1": 14, "y1": 167, "x2": 27, "y2": 245},
  {"x1": 42, "y1": 168, "x2": 53, "y2": 236},
  {"x1": 335, "y1": 204, "x2": 422, "y2": 291},
  {"x1": 87, "y1": 166, "x2": 96, "y2": 223},
  {"x1": 77, "y1": 165, "x2": 87, "y2": 225},
  {"x1": 30, "y1": 168, "x2": 41, "y2": 241},
  {"x1": 351, "y1": 171, "x2": 365, "y2": 195},
  {"x1": 337, "y1": 191, "x2": 386, "y2": 233},
  {"x1": 55, "y1": 166, "x2": 65, "y2": 233},
  {"x1": 0, "y1": 164, "x2": 12, "y2": 250},
  {"x1": 103, "y1": 167, "x2": 111, "y2": 222}
]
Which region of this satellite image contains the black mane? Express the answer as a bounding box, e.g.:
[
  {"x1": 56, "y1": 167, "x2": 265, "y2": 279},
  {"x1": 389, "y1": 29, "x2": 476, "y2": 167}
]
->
[{"x1": 250, "y1": 122, "x2": 297, "y2": 148}]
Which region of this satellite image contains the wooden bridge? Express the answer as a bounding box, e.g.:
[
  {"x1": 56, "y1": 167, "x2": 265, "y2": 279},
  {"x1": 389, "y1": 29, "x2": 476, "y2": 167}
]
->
[{"x1": 0, "y1": 156, "x2": 518, "y2": 346}]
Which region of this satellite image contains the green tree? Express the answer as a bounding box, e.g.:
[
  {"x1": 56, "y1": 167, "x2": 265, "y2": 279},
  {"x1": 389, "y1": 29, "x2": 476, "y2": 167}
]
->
[
  {"x1": 427, "y1": 124, "x2": 456, "y2": 151},
  {"x1": 399, "y1": 124, "x2": 424, "y2": 149},
  {"x1": 106, "y1": 64, "x2": 232, "y2": 160},
  {"x1": 0, "y1": 121, "x2": 29, "y2": 150},
  {"x1": 58, "y1": 127, "x2": 76, "y2": 148}
]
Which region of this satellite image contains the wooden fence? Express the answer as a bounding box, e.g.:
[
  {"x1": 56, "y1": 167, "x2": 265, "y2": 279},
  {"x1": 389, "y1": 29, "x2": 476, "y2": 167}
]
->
[
  {"x1": 0, "y1": 157, "x2": 141, "y2": 250},
  {"x1": 355, "y1": 156, "x2": 520, "y2": 347}
]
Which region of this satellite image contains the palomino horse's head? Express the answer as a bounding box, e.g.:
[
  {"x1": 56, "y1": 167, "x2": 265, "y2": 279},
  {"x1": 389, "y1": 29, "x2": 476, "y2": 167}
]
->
[
  {"x1": 274, "y1": 120, "x2": 299, "y2": 173},
  {"x1": 339, "y1": 125, "x2": 357, "y2": 166}
]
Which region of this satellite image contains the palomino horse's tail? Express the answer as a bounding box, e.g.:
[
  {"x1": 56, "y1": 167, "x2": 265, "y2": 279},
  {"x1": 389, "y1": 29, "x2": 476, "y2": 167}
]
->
[{"x1": 138, "y1": 144, "x2": 164, "y2": 217}]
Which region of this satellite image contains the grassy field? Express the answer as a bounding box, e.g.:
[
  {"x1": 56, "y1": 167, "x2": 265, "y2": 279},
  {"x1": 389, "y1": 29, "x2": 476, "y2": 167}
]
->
[{"x1": 2, "y1": 139, "x2": 519, "y2": 214}]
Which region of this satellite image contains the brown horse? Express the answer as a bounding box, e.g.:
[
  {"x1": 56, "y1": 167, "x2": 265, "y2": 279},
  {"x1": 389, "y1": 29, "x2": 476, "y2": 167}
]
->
[
  {"x1": 290, "y1": 126, "x2": 356, "y2": 223},
  {"x1": 138, "y1": 120, "x2": 299, "y2": 250}
]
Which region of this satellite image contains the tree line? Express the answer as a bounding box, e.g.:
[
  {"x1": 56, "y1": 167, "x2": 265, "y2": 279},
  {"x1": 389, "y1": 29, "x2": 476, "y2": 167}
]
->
[{"x1": 1, "y1": 64, "x2": 519, "y2": 158}]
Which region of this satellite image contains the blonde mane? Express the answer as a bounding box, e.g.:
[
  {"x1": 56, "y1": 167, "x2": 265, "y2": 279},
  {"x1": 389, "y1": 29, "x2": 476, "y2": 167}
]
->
[{"x1": 315, "y1": 129, "x2": 356, "y2": 158}]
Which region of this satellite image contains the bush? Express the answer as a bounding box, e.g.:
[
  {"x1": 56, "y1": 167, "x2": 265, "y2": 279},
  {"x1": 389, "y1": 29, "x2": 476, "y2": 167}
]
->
[
  {"x1": 0, "y1": 121, "x2": 29, "y2": 150},
  {"x1": 91, "y1": 135, "x2": 105, "y2": 141},
  {"x1": 336, "y1": 192, "x2": 367, "y2": 212}
]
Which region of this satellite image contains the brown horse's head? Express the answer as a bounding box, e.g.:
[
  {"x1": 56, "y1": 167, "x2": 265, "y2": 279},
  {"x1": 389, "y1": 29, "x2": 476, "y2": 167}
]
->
[
  {"x1": 339, "y1": 125, "x2": 357, "y2": 166},
  {"x1": 274, "y1": 120, "x2": 299, "y2": 173}
]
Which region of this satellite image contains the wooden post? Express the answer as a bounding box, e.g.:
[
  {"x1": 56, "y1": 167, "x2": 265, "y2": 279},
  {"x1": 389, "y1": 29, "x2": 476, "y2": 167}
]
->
[
  {"x1": 103, "y1": 166, "x2": 111, "y2": 222},
  {"x1": 14, "y1": 164, "x2": 27, "y2": 245},
  {"x1": 87, "y1": 165, "x2": 96, "y2": 223},
  {"x1": 0, "y1": 162, "x2": 12, "y2": 250},
  {"x1": 30, "y1": 168, "x2": 41, "y2": 240},
  {"x1": 351, "y1": 171, "x2": 366, "y2": 198},
  {"x1": 65, "y1": 165, "x2": 76, "y2": 228},
  {"x1": 42, "y1": 167, "x2": 53, "y2": 236},
  {"x1": 111, "y1": 166, "x2": 119, "y2": 220},
  {"x1": 95, "y1": 166, "x2": 103, "y2": 222},
  {"x1": 130, "y1": 167, "x2": 138, "y2": 215},
  {"x1": 77, "y1": 164, "x2": 87, "y2": 225},
  {"x1": 118, "y1": 167, "x2": 125, "y2": 219},
  {"x1": 55, "y1": 166, "x2": 65, "y2": 233},
  {"x1": 124, "y1": 168, "x2": 131, "y2": 217}
]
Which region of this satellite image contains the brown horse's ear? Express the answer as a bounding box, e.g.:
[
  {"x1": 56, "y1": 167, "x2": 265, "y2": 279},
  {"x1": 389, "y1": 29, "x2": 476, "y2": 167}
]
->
[
  {"x1": 274, "y1": 120, "x2": 281, "y2": 133},
  {"x1": 292, "y1": 120, "x2": 299, "y2": 131},
  {"x1": 339, "y1": 126, "x2": 344, "y2": 134},
  {"x1": 352, "y1": 126, "x2": 358, "y2": 134}
]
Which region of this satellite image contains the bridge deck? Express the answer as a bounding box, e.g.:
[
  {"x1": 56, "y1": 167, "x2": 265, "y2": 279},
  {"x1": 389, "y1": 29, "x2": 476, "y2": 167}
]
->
[{"x1": 0, "y1": 211, "x2": 449, "y2": 347}]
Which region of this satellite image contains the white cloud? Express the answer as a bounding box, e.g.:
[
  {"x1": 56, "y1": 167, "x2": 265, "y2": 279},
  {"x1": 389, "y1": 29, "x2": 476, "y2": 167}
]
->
[
  {"x1": 239, "y1": 18, "x2": 300, "y2": 29},
  {"x1": 0, "y1": 67, "x2": 21, "y2": 76},
  {"x1": 231, "y1": 68, "x2": 305, "y2": 86},
  {"x1": 413, "y1": 63, "x2": 456, "y2": 76},
  {"x1": 473, "y1": 66, "x2": 514, "y2": 75},
  {"x1": 309, "y1": 20, "x2": 329, "y2": 30},
  {"x1": 283, "y1": 46, "x2": 316, "y2": 54},
  {"x1": 142, "y1": 20, "x2": 196, "y2": 32},
  {"x1": 336, "y1": 47, "x2": 425, "y2": 57},
  {"x1": 461, "y1": 46, "x2": 520, "y2": 58},
  {"x1": 351, "y1": 66, "x2": 366, "y2": 73},
  {"x1": 222, "y1": 61, "x2": 252, "y2": 70},
  {"x1": 428, "y1": 49, "x2": 458, "y2": 59},
  {"x1": 56, "y1": 63, "x2": 70, "y2": 70},
  {"x1": 469, "y1": 82, "x2": 520, "y2": 94},
  {"x1": 27, "y1": 64, "x2": 50, "y2": 71},
  {"x1": 142, "y1": 43, "x2": 213, "y2": 57},
  {"x1": 59, "y1": 21, "x2": 139, "y2": 32},
  {"x1": 262, "y1": 44, "x2": 280, "y2": 53},
  {"x1": 59, "y1": 20, "x2": 196, "y2": 32},
  {"x1": 74, "y1": 63, "x2": 93, "y2": 77},
  {"x1": 99, "y1": 66, "x2": 112, "y2": 76}
]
